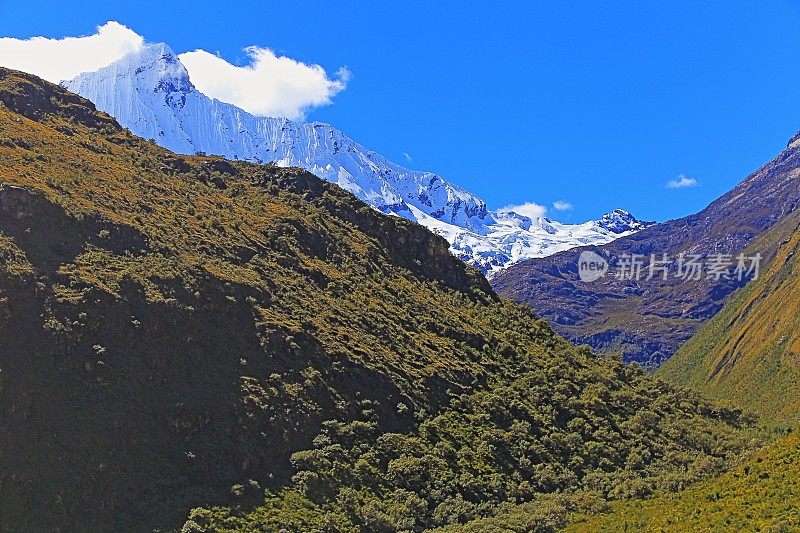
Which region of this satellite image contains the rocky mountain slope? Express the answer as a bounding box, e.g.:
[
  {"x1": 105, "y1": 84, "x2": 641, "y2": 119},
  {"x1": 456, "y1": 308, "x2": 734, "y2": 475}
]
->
[
  {"x1": 0, "y1": 69, "x2": 749, "y2": 532},
  {"x1": 492, "y1": 134, "x2": 800, "y2": 366},
  {"x1": 61, "y1": 43, "x2": 648, "y2": 274},
  {"x1": 659, "y1": 211, "x2": 800, "y2": 426}
]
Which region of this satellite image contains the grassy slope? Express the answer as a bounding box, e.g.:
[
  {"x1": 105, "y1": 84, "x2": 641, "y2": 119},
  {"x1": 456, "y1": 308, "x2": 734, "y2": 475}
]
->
[
  {"x1": 567, "y1": 432, "x2": 800, "y2": 532},
  {"x1": 0, "y1": 68, "x2": 756, "y2": 532},
  {"x1": 659, "y1": 212, "x2": 800, "y2": 427},
  {"x1": 563, "y1": 181, "x2": 800, "y2": 532}
]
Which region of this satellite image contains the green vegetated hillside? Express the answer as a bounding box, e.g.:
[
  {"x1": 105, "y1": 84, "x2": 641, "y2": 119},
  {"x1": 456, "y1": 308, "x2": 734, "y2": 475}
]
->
[
  {"x1": 0, "y1": 68, "x2": 767, "y2": 532},
  {"x1": 659, "y1": 211, "x2": 800, "y2": 427},
  {"x1": 460, "y1": 156, "x2": 800, "y2": 533},
  {"x1": 182, "y1": 365, "x2": 751, "y2": 533},
  {"x1": 566, "y1": 431, "x2": 800, "y2": 532}
]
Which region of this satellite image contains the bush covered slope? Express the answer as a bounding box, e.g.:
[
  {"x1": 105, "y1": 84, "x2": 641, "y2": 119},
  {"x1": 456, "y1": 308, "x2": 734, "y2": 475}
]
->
[
  {"x1": 0, "y1": 68, "x2": 751, "y2": 532},
  {"x1": 183, "y1": 359, "x2": 751, "y2": 532},
  {"x1": 659, "y1": 213, "x2": 800, "y2": 427}
]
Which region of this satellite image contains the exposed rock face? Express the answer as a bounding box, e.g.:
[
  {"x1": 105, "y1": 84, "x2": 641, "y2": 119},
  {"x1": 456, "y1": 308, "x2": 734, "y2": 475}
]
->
[
  {"x1": 0, "y1": 68, "x2": 117, "y2": 129},
  {"x1": 493, "y1": 136, "x2": 800, "y2": 367},
  {"x1": 788, "y1": 131, "x2": 800, "y2": 149},
  {"x1": 0, "y1": 184, "x2": 33, "y2": 219}
]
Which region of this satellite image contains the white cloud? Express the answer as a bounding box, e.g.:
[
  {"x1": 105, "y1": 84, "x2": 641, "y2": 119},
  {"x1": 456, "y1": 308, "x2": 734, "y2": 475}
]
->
[
  {"x1": 402, "y1": 152, "x2": 413, "y2": 163},
  {"x1": 335, "y1": 66, "x2": 352, "y2": 84},
  {"x1": 179, "y1": 46, "x2": 349, "y2": 120},
  {"x1": 499, "y1": 201, "x2": 548, "y2": 219},
  {"x1": 0, "y1": 21, "x2": 143, "y2": 83},
  {"x1": 553, "y1": 200, "x2": 573, "y2": 211},
  {"x1": 666, "y1": 174, "x2": 699, "y2": 189},
  {"x1": 0, "y1": 21, "x2": 348, "y2": 121}
]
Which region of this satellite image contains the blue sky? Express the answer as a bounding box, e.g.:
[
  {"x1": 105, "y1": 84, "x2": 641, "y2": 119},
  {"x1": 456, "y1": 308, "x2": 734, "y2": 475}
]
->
[{"x1": 2, "y1": 0, "x2": 799, "y2": 222}]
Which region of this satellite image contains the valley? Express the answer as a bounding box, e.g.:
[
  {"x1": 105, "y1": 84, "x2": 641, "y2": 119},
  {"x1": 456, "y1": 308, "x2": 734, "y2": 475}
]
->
[
  {"x1": 2, "y1": 8, "x2": 800, "y2": 532},
  {"x1": 0, "y1": 67, "x2": 770, "y2": 532},
  {"x1": 492, "y1": 137, "x2": 800, "y2": 366}
]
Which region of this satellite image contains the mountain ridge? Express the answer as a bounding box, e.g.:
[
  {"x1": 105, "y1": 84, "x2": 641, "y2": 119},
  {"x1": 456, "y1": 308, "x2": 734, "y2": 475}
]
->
[{"x1": 62, "y1": 42, "x2": 650, "y2": 274}]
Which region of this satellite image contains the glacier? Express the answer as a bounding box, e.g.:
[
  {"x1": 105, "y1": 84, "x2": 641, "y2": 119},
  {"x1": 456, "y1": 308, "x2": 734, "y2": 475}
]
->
[{"x1": 63, "y1": 43, "x2": 650, "y2": 275}]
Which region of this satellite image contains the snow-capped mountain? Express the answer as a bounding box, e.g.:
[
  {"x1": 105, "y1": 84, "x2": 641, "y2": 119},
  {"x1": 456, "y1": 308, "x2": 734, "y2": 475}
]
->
[
  {"x1": 416, "y1": 208, "x2": 649, "y2": 274},
  {"x1": 63, "y1": 43, "x2": 650, "y2": 274}
]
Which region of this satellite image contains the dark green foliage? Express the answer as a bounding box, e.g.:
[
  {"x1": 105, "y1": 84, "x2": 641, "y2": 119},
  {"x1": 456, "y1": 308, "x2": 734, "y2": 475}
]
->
[
  {"x1": 0, "y1": 67, "x2": 507, "y2": 532},
  {"x1": 186, "y1": 351, "x2": 750, "y2": 532}
]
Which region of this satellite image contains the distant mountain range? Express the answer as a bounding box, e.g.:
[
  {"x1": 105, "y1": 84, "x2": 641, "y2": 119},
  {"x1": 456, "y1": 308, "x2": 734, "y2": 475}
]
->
[
  {"x1": 492, "y1": 133, "x2": 800, "y2": 366},
  {"x1": 62, "y1": 42, "x2": 650, "y2": 274}
]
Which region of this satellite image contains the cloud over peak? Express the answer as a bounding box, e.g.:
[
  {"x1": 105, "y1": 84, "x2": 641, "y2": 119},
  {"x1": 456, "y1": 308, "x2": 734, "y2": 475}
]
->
[
  {"x1": 0, "y1": 21, "x2": 349, "y2": 121},
  {"x1": 499, "y1": 201, "x2": 548, "y2": 220},
  {"x1": 178, "y1": 46, "x2": 349, "y2": 121},
  {"x1": 0, "y1": 21, "x2": 143, "y2": 83}
]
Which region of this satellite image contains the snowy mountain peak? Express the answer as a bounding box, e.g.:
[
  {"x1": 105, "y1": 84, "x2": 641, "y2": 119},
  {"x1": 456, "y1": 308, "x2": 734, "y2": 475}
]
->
[
  {"x1": 131, "y1": 42, "x2": 184, "y2": 75},
  {"x1": 139, "y1": 43, "x2": 192, "y2": 91},
  {"x1": 62, "y1": 45, "x2": 493, "y2": 233},
  {"x1": 72, "y1": 42, "x2": 192, "y2": 97},
  {"x1": 434, "y1": 207, "x2": 654, "y2": 276},
  {"x1": 130, "y1": 43, "x2": 195, "y2": 110},
  {"x1": 61, "y1": 44, "x2": 649, "y2": 274},
  {"x1": 63, "y1": 43, "x2": 199, "y2": 148},
  {"x1": 597, "y1": 209, "x2": 651, "y2": 234}
]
